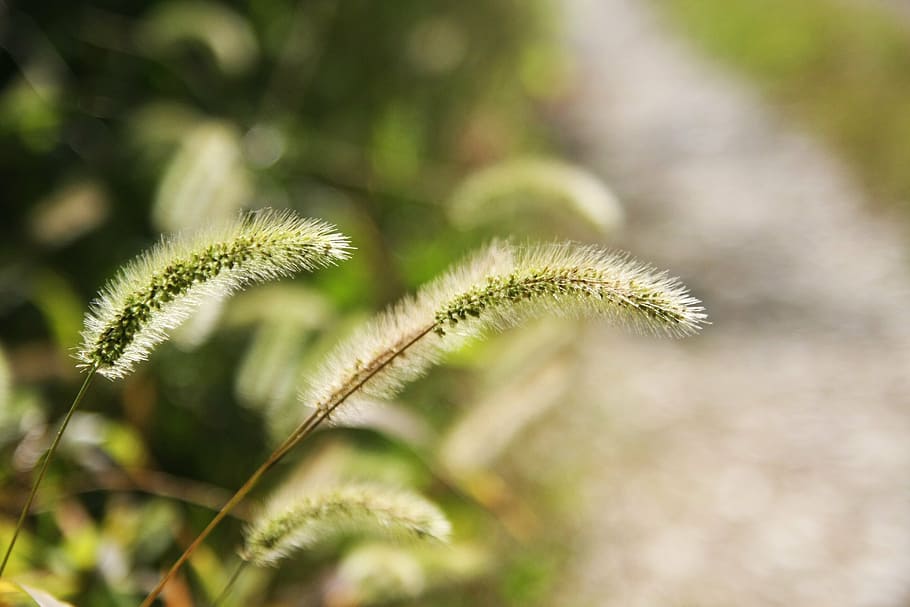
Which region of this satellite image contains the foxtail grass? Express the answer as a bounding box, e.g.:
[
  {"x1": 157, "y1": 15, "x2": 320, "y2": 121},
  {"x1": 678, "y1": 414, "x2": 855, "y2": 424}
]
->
[
  {"x1": 216, "y1": 482, "x2": 449, "y2": 605},
  {"x1": 242, "y1": 484, "x2": 451, "y2": 567},
  {"x1": 0, "y1": 209, "x2": 349, "y2": 576},
  {"x1": 78, "y1": 208, "x2": 350, "y2": 379},
  {"x1": 140, "y1": 240, "x2": 705, "y2": 606},
  {"x1": 448, "y1": 158, "x2": 623, "y2": 234}
]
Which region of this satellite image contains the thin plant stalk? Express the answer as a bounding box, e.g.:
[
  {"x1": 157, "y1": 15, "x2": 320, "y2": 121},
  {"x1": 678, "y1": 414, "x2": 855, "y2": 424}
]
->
[
  {"x1": 1, "y1": 210, "x2": 347, "y2": 584},
  {"x1": 142, "y1": 243, "x2": 705, "y2": 604},
  {"x1": 140, "y1": 410, "x2": 319, "y2": 607},
  {"x1": 211, "y1": 558, "x2": 248, "y2": 607},
  {"x1": 0, "y1": 366, "x2": 98, "y2": 576},
  {"x1": 139, "y1": 324, "x2": 435, "y2": 606}
]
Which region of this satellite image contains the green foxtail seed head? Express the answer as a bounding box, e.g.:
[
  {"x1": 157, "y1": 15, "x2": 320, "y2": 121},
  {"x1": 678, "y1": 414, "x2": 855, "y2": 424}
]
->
[
  {"x1": 448, "y1": 157, "x2": 623, "y2": 234},
  {"x1": 242, "y1": 484, "x2": 451, "y2": 567},
  {"x1": 78, "y1": 209, "x2": 350, "y2": 379},
  {"x1": 299, "y1": 241, "x2": 705, "y2": 420},
  {"x1": 433, "y1": 243, "x2": 705, "y2": 337}
]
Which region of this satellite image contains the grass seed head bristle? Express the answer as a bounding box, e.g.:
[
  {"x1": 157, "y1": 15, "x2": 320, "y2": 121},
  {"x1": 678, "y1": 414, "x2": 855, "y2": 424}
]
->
[
  {"x1": 242, "y1": 484, "x2": 451, "y2": 567},
  {"x1": 434, "y1": 243, "x2": 707, "y2": 338},
  {"x1": 298, "y1": 241, "x2": 705, "y2": 424},
  {"x1": 78, "y1": 209, "x2": 350, "y2": 379}
]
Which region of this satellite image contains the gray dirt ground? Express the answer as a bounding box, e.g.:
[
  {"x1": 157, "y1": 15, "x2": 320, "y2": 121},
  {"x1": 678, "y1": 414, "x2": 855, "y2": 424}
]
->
[{"x1": 523, "y1": 1, "x2": 910, "y2": 605}]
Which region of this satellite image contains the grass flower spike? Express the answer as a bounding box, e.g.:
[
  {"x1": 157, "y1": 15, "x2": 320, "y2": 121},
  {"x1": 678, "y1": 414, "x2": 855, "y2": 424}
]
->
[
  {"x1": 140, "y1": 241, "x2": 705, "y2": 605},
  {"x1": 302, "y1": 241, "x2": 705, "y2": 419},
  {"x1": 1, "y1": 208, "x2": 349, "y2": 578},
  {"x1": 78, "y1": 208, "x2": 350, "y2": 379},
  {"x1": 448, "y1": 157, "x2": 624, "y2": 234},
  {"x1": 243, "y1": 484, "x2": 451, "y2": 567},
  {"x1": 435, "y1": 243, "x2": 704, "y2": 338}
]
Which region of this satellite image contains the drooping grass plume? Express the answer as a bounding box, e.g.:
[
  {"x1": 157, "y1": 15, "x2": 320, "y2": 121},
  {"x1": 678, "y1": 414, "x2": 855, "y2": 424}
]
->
[
  {"x1": 448, "y1": 157, "x2": 624, "y2": 234},
  {"x1": 2, "y1": 209, "x2": 350, "y2": 579},
  {"x1": 242, "y1": 484, "x2": 451, "y2": 567},
  {"x1": 78, "y1": 208, "x2": 351, "y2": 379},
  {"x1": 436, "y1": 243, "x2": 704, "y2": 336},
  {"x1": 138, "y1": 1, "x2": 259, "y2": 76},
  {"x1": 140, "y1": 240, "x2": 705, "y2": 605},
  {"x1": 301, "y1": 241, "x2": 705, "y2": 420},
  {"x1": 152, "y1": 120, "x2": 249, "y2": 234}
]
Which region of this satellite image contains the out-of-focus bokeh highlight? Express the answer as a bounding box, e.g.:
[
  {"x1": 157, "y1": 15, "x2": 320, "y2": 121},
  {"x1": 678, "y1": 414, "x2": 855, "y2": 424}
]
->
[{"x1": 2, "y1": 0, "x2": 909, "y2": 605}]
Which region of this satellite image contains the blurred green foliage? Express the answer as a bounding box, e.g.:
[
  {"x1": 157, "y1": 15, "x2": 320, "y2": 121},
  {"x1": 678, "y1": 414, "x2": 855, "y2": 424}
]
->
[
  {"x1": 10, "y1": 0, "x2": 909, "y2": 603},
  {"x1": 661, "y1": 0, "x2": 910, "y2": 209},
  {"x1": 0, "y1": 0, "x2": 593, "y2": 605}
]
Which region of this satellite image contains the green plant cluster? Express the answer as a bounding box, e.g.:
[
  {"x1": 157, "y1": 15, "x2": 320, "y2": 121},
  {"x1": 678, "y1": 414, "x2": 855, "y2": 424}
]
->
[
  {"x1": 0, "y1": 1, "x2": 597, "y2": 604},
  {"x1": 0, "y1": 2, "x2": 706, "y2": 606}
]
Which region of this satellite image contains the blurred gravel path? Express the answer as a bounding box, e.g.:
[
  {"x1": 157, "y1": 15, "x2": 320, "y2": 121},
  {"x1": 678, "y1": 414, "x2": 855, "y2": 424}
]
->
[
  {"x1": 537, "y1": 1, "x2": 910, "y2": 605},
  {"x1": 868, "y1": 0, "x2": 910, "y2": 22}
]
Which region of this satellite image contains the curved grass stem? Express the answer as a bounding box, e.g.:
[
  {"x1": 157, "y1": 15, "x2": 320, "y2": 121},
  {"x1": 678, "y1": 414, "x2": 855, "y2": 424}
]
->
[
  {"x1": 138, "y1": 324, "x2": 436, "y2": 607},
  {"x1": 211, "y1": 558, "x2": 248, "y2": 607},
  {"x1": 139, "y1": 410, "x2": 320, "y2": 607},
  {"x1": 0, "y1": 366, "x2": 98, "y2": 576},
  {"x1": 138, "y1": 242, "x2": 706, "y2": 604}
]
